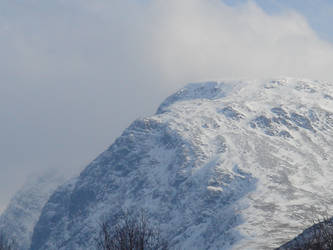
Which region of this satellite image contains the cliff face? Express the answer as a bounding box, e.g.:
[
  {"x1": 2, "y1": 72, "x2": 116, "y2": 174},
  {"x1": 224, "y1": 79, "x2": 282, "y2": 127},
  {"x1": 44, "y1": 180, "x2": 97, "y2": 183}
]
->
[{"x1": 31, "y1": 78, "x2": 333, "y2": 250}]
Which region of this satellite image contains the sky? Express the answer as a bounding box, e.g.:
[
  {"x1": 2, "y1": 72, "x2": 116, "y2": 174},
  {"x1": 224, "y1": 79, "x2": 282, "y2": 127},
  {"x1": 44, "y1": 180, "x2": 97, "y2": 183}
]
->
[
  {"x1": 1, "y1": 0, "x2": 333, "y2": 212},
  {"x1": 225, "y1": 0, "x2": 333, "y2": 43}
]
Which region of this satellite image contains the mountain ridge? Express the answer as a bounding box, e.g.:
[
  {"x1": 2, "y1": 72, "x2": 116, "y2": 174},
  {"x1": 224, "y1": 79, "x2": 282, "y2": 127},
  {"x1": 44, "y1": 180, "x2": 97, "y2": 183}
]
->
[
  {"x1": 0, "y1": 171, "x2": 65, "y2": 250},
  {"x1": 29, "y1": 78, "x2": 333, "y2": 249}
]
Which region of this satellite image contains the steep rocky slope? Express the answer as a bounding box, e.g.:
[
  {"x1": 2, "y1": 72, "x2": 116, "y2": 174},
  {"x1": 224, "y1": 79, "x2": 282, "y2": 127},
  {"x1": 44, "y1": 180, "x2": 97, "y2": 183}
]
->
[
  {"x1": 277, "y1": 218, "x2": 333, "y2": 249},
  {"x1": 31, "y1": 78, "x2": 333, "y2": 249}
]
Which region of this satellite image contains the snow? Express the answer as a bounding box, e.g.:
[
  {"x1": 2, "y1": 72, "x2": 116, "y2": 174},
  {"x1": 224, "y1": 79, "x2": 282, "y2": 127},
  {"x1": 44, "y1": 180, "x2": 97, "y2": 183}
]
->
[
  {"x1": 29, "y1": 78, "x2": 333, "y2": 249},
  {"x1": 0, "y1": 170, "x2": 65, "y2": 250}
]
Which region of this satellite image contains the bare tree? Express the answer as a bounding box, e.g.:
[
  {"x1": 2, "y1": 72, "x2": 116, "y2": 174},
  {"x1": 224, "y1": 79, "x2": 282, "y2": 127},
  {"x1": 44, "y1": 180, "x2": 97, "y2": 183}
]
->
[{"x1": 97, "y1": 210, "x2": 168, "y2": 250}]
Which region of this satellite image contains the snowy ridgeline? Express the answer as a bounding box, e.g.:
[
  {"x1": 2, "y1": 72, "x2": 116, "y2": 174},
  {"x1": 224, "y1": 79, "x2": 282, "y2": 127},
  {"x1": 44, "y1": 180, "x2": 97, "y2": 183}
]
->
[
  {"x1": 0, "y1": 171, "x2": 65, "y2": 250},
  {"x1": 4, "y1": 78, "x2": 333, "y2": 250}
]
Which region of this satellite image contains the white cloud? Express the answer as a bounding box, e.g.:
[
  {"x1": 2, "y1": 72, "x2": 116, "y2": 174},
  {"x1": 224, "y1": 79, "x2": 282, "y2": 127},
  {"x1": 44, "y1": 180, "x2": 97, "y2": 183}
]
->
[
  {"x1": 147, "y1": 0, "x2": 333, "y2": 83},
  {"x1": 1, "y1": 0, "x2": 333, "y2": 209}
]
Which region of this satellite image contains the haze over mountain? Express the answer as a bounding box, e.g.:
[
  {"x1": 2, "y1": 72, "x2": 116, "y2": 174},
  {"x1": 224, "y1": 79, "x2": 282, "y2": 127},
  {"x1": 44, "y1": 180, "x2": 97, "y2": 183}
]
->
[
  {"x1": 9, "y1": 78, "x2": 330, "y2": 250},
  {"x1": 2, "y1": 0, "x2": 333, "y2": 212},
  {"x1": 0, "y1": 171, "x2": 65, "y2": 250}
]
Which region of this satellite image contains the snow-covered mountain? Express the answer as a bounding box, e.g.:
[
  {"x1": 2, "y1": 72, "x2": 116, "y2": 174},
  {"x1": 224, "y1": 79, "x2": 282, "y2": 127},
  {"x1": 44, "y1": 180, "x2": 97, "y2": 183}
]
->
[
  {"x1": 0, "y1": 171, "x2": 65, "y2": 250},
  {"x1": 30, "y1": 78, "x2": 333, "y2": 250},
  {"x1": 277, "y1": 219, "x2": 333, "y2": 249}
]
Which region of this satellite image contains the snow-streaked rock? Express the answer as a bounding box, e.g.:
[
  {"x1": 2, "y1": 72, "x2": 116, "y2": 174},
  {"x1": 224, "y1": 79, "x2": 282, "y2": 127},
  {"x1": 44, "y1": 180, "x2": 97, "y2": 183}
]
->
[
  {"x1": 31, "y1": 78, "x2": 333, "y2": 250},
  {"x1": 0, "y1": 170, "x2": 65, "y2": 250},
  {"x1": 277, "y1": 219, "x2": 333, "y2": 250}
]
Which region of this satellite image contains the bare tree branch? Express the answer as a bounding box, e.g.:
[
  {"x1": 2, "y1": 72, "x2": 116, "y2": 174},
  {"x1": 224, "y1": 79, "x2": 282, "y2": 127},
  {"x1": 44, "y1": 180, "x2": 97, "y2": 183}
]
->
[{"x1": 97, "y1": 210, "x2": 168, "y2": 250}]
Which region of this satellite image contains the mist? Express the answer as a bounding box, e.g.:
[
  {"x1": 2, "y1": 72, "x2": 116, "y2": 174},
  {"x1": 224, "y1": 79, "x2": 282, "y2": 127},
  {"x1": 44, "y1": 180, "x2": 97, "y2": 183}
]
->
[{"x1": 1, "y1": 0, "x2": 333, "y2": 211}]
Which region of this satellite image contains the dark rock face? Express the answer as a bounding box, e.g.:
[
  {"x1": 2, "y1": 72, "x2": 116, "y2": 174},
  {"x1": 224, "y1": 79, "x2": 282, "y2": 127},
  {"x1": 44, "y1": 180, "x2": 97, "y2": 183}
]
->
[
  {"x1": 218, "y1": 106, "x2": 244, "y2": 121},
  {"x1": 277, "y1": 219, "x2": 333, "y2": 250},
  {"x1": 290, "y1": 113, "x2": 315, "y2": 132},
  {"x1": 250, "y1": 105, "x2": 321, "y2": 137},
  {"x1": 271, "y1": 107, "x2": 288, "y2": 117}
]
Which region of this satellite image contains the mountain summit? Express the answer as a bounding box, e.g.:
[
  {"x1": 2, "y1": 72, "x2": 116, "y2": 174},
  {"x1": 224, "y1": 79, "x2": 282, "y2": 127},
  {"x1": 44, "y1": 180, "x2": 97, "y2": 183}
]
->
[{"x1": 30, "y1": 78, "x2": 333, "y2": 249}]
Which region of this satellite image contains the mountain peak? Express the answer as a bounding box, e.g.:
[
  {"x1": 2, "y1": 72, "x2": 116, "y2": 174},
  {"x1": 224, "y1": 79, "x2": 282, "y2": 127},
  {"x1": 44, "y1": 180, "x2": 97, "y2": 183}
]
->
[
  {"x1": 27, "y1": 78, "x2": 333, "y2": 249},
  {"x1": 157, "y1": 78, "x2": 333, "y2": 114}
]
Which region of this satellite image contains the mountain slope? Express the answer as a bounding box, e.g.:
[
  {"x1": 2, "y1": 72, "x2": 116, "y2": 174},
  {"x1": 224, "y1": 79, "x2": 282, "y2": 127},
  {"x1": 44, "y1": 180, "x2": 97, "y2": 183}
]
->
[
  {"x1": 31, "y1": 78, "x2": 333, "y2": 250},
  {"x1": 0, "y1": 171, "x2": 65, "y2": 250}
]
